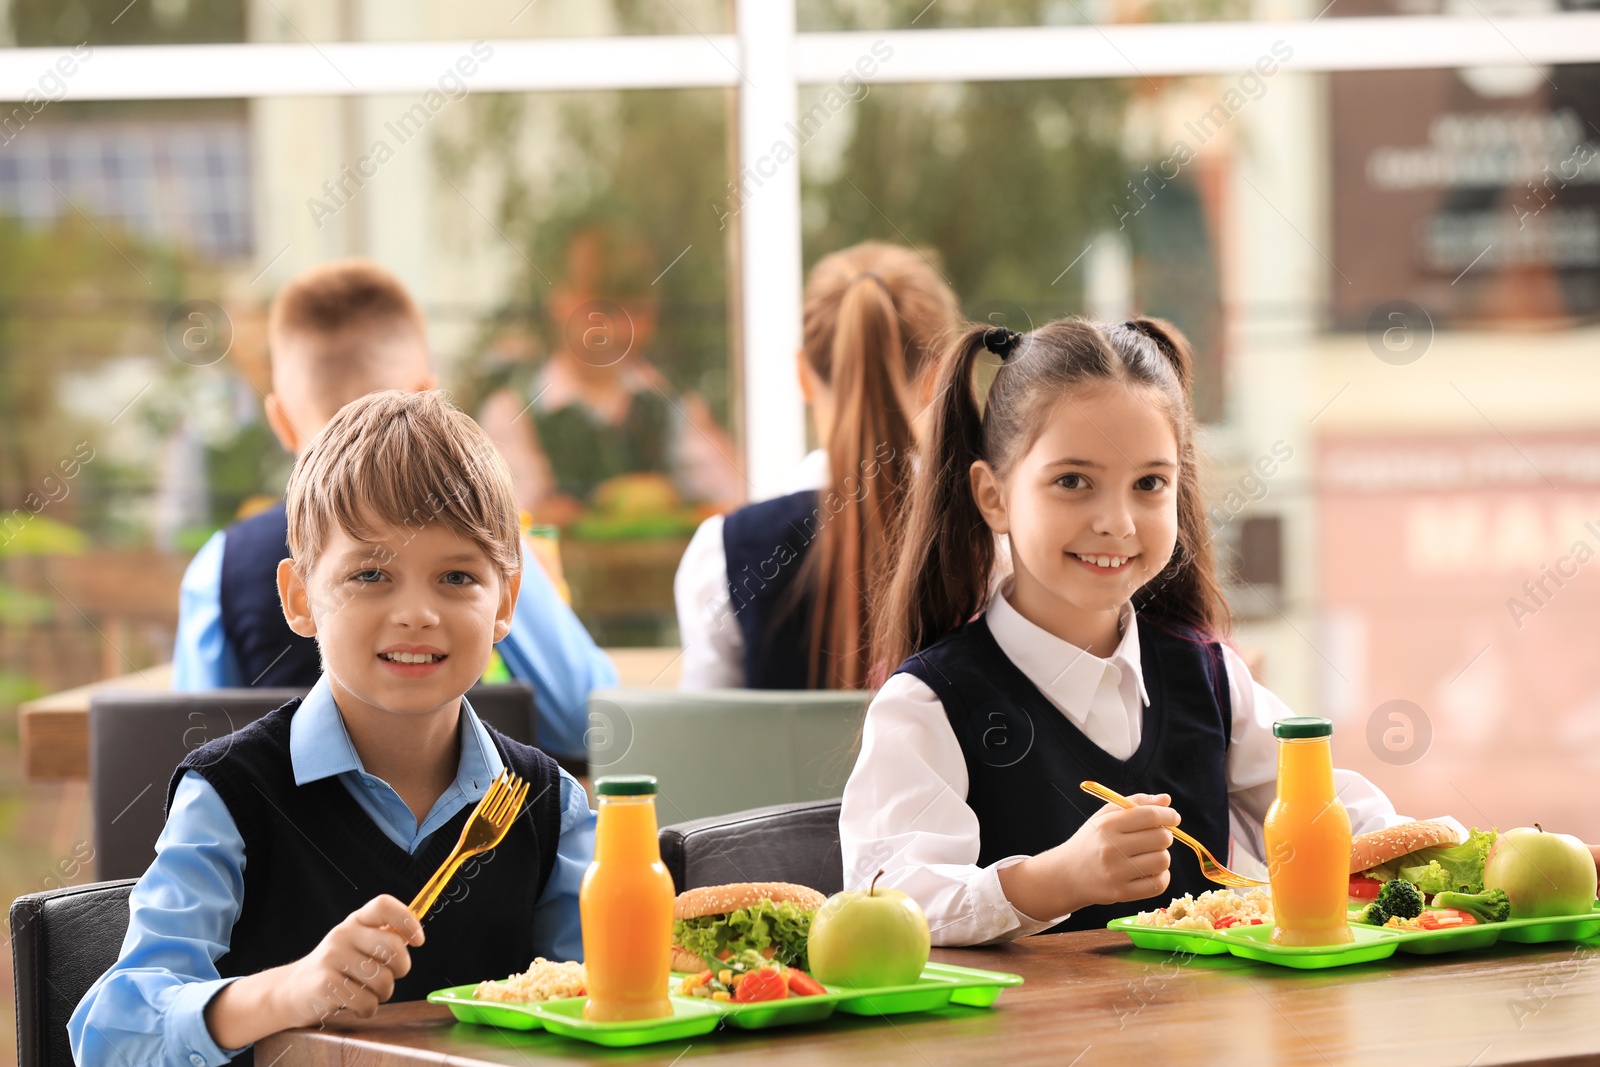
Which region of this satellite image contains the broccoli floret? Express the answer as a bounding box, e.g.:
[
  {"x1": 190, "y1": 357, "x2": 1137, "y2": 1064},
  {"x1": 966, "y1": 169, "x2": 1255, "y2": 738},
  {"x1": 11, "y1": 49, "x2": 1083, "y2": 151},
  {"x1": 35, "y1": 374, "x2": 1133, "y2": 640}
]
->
[
  {"x1": 1376, "y1": 879, "x2": 1424, "y2": 920},
  {"x1": 1352, "y1": 901, "x2": 1389, "y2": 926},
  {"x1": 1431, "y1": 887, "x2": 1511, "y2": 924}
]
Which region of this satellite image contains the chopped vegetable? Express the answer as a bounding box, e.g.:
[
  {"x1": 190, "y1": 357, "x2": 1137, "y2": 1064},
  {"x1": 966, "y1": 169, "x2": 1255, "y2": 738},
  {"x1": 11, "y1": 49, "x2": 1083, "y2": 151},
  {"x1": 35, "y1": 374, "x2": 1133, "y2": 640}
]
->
[
  {"x1": 1376, "y1": 879, "x2": 1424, "y2": 920},
  {"x1": 1417, "y1": 908, "x2": 1478, "y2": 930},
  {"x1": 1430, "y1": 888, "x2": 1510, "y2": 924},
  {"x1": 676, "y1": 949, "x2": 825, "y2": 1001},
  {"x1": 1348, "y1": 875, "x2": 1383, "y2": 900},
  {"x1": 733, "y1": 968, "x2": 789, "y2": 1003},
  {"x1": 786, "y1": 970, "x2": 826, "y2": 997},
  {"x1": 1352, "y1": 901, "x2": 1389, "y2": 926}
]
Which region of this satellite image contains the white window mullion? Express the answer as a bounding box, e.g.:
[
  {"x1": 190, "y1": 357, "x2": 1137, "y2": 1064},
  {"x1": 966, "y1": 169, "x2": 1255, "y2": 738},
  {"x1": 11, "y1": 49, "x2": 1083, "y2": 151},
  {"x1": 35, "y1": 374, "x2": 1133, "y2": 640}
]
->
[{"x1": 734, "y1": 0, "x2": 807, "y2": 501}]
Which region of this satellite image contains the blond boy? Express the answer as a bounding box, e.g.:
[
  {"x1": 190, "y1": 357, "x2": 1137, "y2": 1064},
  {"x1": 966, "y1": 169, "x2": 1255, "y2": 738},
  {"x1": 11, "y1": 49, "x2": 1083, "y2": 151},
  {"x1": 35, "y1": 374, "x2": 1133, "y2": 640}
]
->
[{"x1": 73, "y1": 391, "x2": 593, "y2": 1066}]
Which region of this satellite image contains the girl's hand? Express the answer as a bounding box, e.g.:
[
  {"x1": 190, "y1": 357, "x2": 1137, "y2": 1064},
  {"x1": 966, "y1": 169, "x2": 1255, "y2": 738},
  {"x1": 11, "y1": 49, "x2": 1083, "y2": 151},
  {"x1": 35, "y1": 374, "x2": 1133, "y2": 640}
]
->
[{"x1": 998, "y1": 793, "x2": 1179, "y2": 921}]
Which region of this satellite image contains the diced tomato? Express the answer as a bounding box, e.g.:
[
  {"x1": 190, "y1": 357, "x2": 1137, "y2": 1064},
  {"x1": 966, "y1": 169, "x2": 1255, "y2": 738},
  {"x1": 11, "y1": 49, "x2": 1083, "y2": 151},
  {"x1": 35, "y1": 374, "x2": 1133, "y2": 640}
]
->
[
  {"x1": 1417, "y1": 909, "x2": 1478, "y2": 930},
  {"x1": 1213, "y1": 916, "x2": 1239, "y2": 929},
  {"x1": 733, "y1": 968, "x2": 789, "y2": 1003},
  {"x1": 1250, "y1": 918, "x2": 1264, "y2": 925},
  {"x1": 1348, "y1": 875, "x2": 1383, "y2": 900},
  {"x1": 785, "y1": 969, "x2": 827, "y2": 997}
]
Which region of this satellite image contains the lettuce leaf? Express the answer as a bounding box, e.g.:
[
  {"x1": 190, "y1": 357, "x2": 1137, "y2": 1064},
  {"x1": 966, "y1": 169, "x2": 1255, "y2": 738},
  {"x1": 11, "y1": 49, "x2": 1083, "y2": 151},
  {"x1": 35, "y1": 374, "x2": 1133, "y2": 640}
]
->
[
  {"x1": 672, "y1": 899, "x2": 815, "y2": 970},
  {"x1": 1395, "y1": 827, "x2": 1498, "y2": 895}
]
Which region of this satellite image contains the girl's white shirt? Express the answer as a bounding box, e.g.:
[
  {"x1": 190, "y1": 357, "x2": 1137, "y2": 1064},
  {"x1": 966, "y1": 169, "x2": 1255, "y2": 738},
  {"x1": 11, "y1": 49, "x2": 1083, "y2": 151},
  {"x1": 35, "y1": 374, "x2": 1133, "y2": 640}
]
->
[
  {"x1": 839, "y1": 581, "x2": 1464, "y2": 946},
  {"x1": 674, "y1": 449, "x2": 832, "y2": 689}
]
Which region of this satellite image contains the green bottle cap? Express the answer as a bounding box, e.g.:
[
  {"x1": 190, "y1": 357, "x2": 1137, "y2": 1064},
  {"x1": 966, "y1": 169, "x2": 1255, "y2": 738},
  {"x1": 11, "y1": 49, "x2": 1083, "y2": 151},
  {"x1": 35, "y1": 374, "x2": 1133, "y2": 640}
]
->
[
  {"x1": 594, "y1": 774, "x2": 658, "y2": 796},
  {"x1": 1273, "y1": 716, "x2": 1333, "y2": 739}
]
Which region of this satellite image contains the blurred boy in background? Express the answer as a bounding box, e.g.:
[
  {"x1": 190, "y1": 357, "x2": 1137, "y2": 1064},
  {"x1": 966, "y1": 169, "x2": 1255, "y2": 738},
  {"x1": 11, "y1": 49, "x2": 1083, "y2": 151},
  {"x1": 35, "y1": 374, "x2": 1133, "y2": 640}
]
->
[{"x1": 172, "y1": 259, "x2": 615, "y2": 760}]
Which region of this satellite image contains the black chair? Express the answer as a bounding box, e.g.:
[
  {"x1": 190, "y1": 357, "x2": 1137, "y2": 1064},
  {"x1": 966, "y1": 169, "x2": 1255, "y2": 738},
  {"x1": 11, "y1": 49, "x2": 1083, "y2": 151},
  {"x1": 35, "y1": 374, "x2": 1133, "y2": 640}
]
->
[
  {"x1": 659, "y1": 800, "x2": 843, "y2": 895},
  {"x1": 90, "y1": 682, "x2": 539, "y2": 880},
  {"x1": 9, "y1": 879, "x2": 137, "y2": 1067}
]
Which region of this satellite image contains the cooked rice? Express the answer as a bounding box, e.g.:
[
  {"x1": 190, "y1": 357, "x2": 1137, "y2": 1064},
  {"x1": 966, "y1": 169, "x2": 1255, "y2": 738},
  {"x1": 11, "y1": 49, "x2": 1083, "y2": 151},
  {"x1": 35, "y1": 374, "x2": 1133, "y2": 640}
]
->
[
  {"x1": 1134, "y1": 889, "x2": 1274, "y2": 930},
  {"x1": 473, "y1": 958, "x2": 586, "y2": 1003}
]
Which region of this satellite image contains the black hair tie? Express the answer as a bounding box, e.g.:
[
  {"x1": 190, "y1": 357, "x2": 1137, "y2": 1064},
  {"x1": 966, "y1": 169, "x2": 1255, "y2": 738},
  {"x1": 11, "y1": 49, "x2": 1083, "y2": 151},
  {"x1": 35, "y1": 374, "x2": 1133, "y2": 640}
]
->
[
  {"x1": 1124, "y1": 318, "x2": 1174, "y2": 359},
  {"x1": 983, "y1": 326, "x2": 1024, "y2": 360}
]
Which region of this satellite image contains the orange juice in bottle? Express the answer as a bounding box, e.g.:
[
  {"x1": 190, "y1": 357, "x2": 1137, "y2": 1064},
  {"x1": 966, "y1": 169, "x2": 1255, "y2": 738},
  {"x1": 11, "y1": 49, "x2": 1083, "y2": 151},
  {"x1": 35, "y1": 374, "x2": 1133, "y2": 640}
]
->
[
  {"x1": 1263, "y1": 717, "x2": 1354, "y2": 947},
  {"x1": 580, "y1": 775, "x2": 675, "y2": 1021}
]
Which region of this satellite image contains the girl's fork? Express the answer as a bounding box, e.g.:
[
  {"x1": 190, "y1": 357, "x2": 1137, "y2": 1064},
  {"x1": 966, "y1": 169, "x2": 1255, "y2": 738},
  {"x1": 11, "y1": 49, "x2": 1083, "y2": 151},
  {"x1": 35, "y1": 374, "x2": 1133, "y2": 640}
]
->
[{"x1": 1079, "y1": 780, "x2": 1266, "y2": 888}]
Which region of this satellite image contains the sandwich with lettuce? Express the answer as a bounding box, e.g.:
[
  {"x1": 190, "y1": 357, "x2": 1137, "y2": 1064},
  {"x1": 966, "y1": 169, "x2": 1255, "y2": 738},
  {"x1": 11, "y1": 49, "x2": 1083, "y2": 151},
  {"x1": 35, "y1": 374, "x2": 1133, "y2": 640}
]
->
[
  {"x1": 1349, "y1": 820, "x2": 1498, "y2": 898},
  {"x1": 670, "y1": 882, "x2": 826, "y2": 973}
]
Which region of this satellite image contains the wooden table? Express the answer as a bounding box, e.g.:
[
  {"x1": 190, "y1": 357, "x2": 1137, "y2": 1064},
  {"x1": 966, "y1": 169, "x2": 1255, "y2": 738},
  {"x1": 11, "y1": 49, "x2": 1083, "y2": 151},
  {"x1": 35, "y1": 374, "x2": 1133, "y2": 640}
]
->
[
  {"x1": 256, "y1": 931, "x2": 1600, "y2": 1066},
  {"x1": 17, "y1": 649, "x2": 683, "y2": 782}
]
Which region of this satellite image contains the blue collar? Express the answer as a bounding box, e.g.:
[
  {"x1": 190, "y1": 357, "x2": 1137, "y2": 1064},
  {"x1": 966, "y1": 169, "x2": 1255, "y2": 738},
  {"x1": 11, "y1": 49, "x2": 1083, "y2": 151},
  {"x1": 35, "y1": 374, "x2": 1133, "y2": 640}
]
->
[{"x1": 288, "y1": 673, "x2": 505, "y2": 793}]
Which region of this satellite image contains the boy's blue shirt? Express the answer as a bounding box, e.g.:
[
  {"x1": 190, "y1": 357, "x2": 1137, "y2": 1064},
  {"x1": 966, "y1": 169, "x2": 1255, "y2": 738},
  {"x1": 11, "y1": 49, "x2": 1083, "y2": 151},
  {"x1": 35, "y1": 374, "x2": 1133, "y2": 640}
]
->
[
  {"x1": 67, "y1": 674, "x2": 596, "y2": 1067},
  {"x1": 172, "y1": 530, "x2": 617, "y2": 758}
]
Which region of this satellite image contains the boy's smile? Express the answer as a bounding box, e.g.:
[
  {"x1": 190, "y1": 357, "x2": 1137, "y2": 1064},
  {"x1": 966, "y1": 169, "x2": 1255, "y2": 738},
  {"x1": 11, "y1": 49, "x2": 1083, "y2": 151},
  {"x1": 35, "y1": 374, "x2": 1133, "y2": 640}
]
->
[{"x1": 278, "y1": 516, "x2": 520, "y2": 721}]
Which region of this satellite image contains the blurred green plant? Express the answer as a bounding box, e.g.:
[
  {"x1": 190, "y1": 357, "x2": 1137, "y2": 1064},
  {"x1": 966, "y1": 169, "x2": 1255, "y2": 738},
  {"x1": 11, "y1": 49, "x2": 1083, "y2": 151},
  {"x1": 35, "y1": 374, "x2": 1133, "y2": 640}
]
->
[
  {"x1": 0, "y1": 515, "x2": 89, "y2": 558},
  {"x1": 0, "y1": 214, "x2": 179, "y2": 523},
  {"x1": 8, "y1": 0, "x2": 244, "y2": 47}
]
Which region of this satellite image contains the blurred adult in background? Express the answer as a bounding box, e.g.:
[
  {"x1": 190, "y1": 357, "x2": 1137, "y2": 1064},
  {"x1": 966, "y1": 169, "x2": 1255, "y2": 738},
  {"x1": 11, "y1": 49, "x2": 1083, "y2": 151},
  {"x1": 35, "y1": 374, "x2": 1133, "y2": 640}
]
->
[
  {"x1": 477, "y1": 226, "x2": 742, "y2": 529},
  {"x1": 171, "y1": 259, "x2": 615, "y2": 760},
  {"x1": 674, "y1": 242, "x2": 961, "y2": 690}
]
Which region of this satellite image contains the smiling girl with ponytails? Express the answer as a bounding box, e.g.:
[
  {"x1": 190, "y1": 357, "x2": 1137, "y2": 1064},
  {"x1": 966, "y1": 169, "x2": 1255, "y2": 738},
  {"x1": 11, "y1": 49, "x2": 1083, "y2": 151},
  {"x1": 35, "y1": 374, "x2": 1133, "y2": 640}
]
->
[{"x1": 839, "y1": 316, "x2": 1426, "y2": 944}]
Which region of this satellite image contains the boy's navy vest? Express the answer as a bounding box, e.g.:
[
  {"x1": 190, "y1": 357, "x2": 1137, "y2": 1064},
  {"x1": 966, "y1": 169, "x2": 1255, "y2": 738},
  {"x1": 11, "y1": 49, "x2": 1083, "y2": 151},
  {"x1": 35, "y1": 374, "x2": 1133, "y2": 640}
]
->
[
  {"x1": 219, "y1": 501, "x2": 322, "y2": 687},
  {"x1": 166, "y1": 699, "x2": 564, "y2": 1062},
  {"x1": 721, "y1": 489, "x2": 823, "y2": 689},
  {"x1": 895, "y1": 614, "x2": 1232, "y2": 933}
]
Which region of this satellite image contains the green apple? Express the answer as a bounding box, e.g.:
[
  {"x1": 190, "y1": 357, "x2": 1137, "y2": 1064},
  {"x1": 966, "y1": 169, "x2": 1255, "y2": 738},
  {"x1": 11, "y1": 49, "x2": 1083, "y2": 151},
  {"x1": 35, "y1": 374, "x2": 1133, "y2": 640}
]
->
[
  {"x1": 1483, "y1": 824, "x2": 1598, "y2": 918},
  {"x1": 807, "y1": 870, "x2": 931, "y2": 988}
]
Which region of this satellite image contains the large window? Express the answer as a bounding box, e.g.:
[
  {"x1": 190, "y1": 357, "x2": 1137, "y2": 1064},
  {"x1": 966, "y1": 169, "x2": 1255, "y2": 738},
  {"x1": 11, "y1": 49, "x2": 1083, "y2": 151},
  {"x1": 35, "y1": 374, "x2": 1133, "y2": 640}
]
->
[{"x1": 3, "y1": 9, "x2": 1600, "y2": 1015}]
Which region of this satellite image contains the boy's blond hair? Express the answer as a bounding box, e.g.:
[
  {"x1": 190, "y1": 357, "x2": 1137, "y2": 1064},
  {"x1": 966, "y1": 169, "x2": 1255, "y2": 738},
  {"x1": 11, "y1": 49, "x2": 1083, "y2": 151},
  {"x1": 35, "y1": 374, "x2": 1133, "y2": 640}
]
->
[
  {"x1": 285, "y1": 390, "x2": 522, "y2": 586},
  {"x1": 268, "y1": 259, "x2": 430, "y2": 419}
]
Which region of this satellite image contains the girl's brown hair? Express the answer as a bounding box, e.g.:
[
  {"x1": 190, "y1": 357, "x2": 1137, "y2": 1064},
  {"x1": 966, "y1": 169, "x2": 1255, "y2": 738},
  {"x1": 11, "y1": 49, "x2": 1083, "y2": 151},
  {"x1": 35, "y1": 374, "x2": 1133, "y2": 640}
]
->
[
  {"x1": 794, "y1": 242, "x2": 960, "y2": 689},
  {"x1": 872, "y1": 316, "x2": 1229, "y2": 674}
]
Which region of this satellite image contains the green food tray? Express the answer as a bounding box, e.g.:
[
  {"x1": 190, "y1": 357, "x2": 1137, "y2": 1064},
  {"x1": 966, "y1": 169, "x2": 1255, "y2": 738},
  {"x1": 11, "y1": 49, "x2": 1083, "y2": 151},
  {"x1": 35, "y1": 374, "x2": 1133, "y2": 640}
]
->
[
  {"x1": 1216, "y1": 923, "x2": 1400, "y2": 968},
  {"x1": 1109, "y1": 902, "x2": 1600, "y2": 968},
  {"x1": 430, "y1": 962, "x2": 1024, "y2": 1046},
  {"x1": 534, "y1": 997, "x2": 725, "y2": 1046}
]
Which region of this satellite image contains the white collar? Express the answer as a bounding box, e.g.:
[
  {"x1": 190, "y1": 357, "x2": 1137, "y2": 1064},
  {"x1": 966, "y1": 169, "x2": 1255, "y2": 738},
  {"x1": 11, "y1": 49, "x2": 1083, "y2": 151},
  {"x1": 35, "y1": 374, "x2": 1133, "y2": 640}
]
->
[{"x1": 985, "y1": 585, "x2": 1151, "y2": 727}]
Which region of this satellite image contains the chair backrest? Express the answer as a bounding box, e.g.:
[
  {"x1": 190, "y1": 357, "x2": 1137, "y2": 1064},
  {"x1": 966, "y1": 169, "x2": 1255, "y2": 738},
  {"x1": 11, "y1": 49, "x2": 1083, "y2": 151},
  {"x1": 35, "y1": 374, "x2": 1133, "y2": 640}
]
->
[
  {"x1": 9, "y1": 879, "x2": 137, "y2": 1067},
  {"x1": 659, "y1": 800, "x2": 843, "y2": 895},
  {"x1": 585, "y1": 688, "x2": 868, "y2": 824},
  {"x1": 89, "y1": 683, "x2": 538, "y2": 880}
]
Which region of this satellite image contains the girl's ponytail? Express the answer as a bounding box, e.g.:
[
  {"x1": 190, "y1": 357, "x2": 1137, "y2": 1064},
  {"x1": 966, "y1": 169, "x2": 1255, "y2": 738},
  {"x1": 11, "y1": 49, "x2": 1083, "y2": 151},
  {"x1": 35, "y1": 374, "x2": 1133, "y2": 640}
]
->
[
  {"x1": 871, "y1": 325, "x2": 996, "y2": 676},
  {"x1": 805, "y1": 275, "x2": 917, "y2": 688},
  {"x1": 794, "y1": 242, "x2": 959, "y2": 689}
]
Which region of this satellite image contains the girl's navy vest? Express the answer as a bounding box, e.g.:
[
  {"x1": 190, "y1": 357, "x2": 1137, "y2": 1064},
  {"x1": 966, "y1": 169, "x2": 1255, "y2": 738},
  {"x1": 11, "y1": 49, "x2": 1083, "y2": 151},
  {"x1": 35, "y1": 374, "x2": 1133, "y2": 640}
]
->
[
  {"x1": 165, "y1": 700, "x2": 564, "y2": 1064},
  {"x1": 219, "y1": 501, "x2": 322, "y2": 687},
  {"x1": 894, "y1": 613, "x2": 1232, "y2": 933},
  {"x1": 720, "y1": 489, "x2": 824, "y2": 689}
]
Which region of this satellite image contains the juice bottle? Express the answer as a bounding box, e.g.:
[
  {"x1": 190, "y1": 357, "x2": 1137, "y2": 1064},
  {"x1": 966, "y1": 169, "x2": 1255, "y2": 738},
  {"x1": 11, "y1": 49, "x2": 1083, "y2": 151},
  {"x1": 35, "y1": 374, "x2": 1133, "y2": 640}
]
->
[
  {"x1": 1263, "y1": 717, "x2": 1354, "y2": 947},
  {"x1": 580, "y1": 775, "x2": 675, "y2": 1021}
]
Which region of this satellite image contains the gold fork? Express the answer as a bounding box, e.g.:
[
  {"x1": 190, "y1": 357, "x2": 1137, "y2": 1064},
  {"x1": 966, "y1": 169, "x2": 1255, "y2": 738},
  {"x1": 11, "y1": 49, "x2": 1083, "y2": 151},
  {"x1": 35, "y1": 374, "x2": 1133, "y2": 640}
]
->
[
  {"x1": 1079, "y1": 780, "x2": 1266, "y2": 889},
  {"x1": 408, "y1": 770, "x2": 530, "y2": 920}
]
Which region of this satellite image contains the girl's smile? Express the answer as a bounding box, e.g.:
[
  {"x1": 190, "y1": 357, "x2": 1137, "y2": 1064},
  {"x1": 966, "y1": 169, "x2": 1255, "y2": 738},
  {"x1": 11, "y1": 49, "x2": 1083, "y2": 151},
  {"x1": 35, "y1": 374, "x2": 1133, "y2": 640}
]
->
[
  {"x1": 972, "y1": 380, "x2": 1179, "y2": 656},
  {"x1": 1069, "y1": 551, "x2": 1137, "y2": 573}
]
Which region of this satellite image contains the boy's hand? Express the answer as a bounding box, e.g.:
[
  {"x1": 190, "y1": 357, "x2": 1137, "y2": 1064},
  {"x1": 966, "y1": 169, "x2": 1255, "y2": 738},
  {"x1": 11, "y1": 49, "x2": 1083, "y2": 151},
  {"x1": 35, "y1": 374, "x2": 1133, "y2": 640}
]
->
[
  {"x1": 204, "y1": 895, "x2": 425, "y2": 1050},
  {"x1": 275, "y1": 895, "x2": 424, "y2": 1027},
  {"x1": 998, "y1": 793, "x2": 1179, "y2": 922}
]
